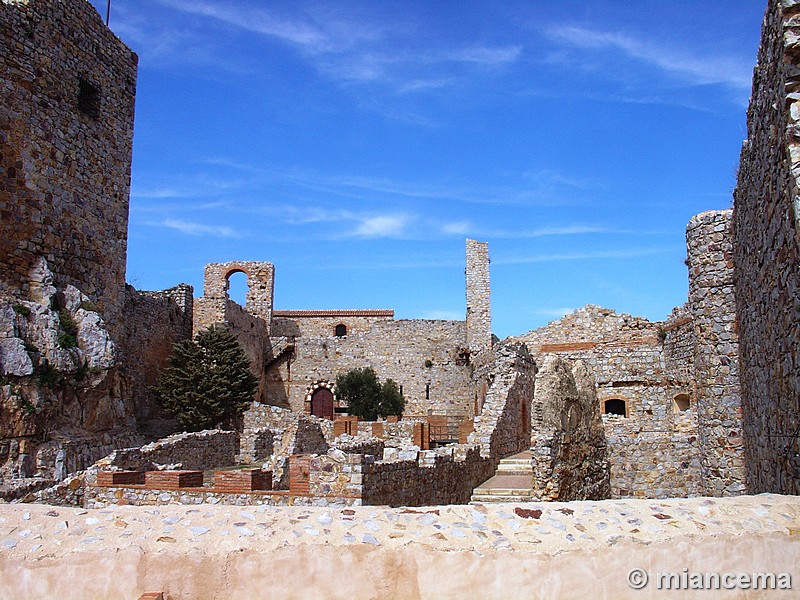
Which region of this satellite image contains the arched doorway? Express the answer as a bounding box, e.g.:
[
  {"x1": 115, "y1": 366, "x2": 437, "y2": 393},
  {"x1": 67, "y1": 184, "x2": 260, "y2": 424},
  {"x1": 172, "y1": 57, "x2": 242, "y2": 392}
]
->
[{"x1": 310, "y1": 388, "x2": 335, "y2": 420}]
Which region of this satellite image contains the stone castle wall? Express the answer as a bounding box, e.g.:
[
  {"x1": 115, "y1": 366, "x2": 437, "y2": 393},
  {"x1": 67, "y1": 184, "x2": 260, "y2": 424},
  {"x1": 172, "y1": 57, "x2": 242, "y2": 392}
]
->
[
  {"x1": 733, "y1": 0, "x2": 800, "y2": 495},
  {"x1": 268, "y1": 319, "x2": 473, "y2": 417},
  {"x1": 687, "y1": 210, "x2": 745, "y2": 496},
  {"x1": 0, "y1": 0, "x2": 137, "y2": 342},
  {"x1": 121, "y1": 284, "x2": 193, "y2": 431},
  {"x1": 272, "y1": 310, "x2": 394, "y2": 338}
]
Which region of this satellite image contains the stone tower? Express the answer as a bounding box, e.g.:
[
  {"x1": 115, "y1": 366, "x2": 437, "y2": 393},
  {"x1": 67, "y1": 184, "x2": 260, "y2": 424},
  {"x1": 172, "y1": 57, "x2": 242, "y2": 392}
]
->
[
  {"x1": 686, "y1": 210, "x2": 746, "y2": 496},
  {"x1": 465, "y1": 239, "x2": 492, "y2": 355},
  {"x1": 0, "y1": 0, "x2": 138, "y2": 342}
]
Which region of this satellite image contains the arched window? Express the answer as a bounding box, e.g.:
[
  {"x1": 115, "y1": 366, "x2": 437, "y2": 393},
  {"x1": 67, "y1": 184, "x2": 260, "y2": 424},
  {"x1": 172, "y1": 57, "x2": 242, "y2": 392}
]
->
[
  {"x1": 226, "y1": 270, "x2": 249, "y2": 307},
  {"x1": 674, "y1": 393, "x2": 691, "y2": 412},
  {"x1": 603, "y1": 398, "x2": 627, "y2": 417},
  {"x1": 334, "y1": 324, "x2": 347, "y2": 337}
]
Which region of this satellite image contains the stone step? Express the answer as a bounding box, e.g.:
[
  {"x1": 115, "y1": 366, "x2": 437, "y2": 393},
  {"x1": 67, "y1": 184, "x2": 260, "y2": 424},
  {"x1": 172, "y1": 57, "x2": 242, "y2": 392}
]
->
[
  {"x1": 472, "y1": 486, "x2": 533, "y2": 496},
  {"x1": 470, "y1": 495, "x2": 536, "y2": 503}
]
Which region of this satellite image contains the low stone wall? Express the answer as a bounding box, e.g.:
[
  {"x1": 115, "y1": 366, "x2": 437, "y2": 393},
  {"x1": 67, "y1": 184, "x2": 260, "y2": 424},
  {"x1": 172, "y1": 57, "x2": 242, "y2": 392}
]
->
[
  {"x1": 107, "y1": 430, "x2": 239, "y2": 471},
  {"x1": 363, "y1": 446, "x2": 493, "y2": 506},
  {"x1": 2, "y1": 495, "x2": 798, "y2": 599},
  {"x1": 84, "y1": 486, "x2": 361, "y2": 508},
  {"x1": 33, "y1": 431, "x2": 146, "y2": 480}
]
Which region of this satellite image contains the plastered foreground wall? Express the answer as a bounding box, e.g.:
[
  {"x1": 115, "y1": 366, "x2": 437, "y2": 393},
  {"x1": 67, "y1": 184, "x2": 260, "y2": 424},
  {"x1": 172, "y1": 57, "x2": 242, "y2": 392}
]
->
[{"x1": 0, "y1": 495, "x2": 798, "y2": 599}]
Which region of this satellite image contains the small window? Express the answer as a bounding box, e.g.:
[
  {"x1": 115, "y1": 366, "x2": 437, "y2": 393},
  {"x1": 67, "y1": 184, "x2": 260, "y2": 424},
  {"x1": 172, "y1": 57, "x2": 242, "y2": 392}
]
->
[
  {"x1": 334, "y1": 324, "x2": 347, "y2": 337},
  {"x1": 674, "y1": 393, "x2": 691, "y2": 412},
  {"x1": 78, "y1": 78, "x2": 101, "y2": 119},
  {"x1": 604, "y1": 398, "x2": 627, "y2": 417},
  {"x1": 425, "y1": 384, "x2": 430, "y2": 400}
]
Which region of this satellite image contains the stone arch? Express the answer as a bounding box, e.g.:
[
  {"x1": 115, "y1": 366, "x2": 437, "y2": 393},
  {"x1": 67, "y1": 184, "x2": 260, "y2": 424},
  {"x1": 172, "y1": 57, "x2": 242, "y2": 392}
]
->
[
  {"x1": 201, "y1": 261, "x2": 275, "y2": 322},
  {"x1": 225, "y1": 268, "x2": 250, "y2": 307},
  {"x1": 304, "y1": 380, "x2": 340, "y2": 419}
]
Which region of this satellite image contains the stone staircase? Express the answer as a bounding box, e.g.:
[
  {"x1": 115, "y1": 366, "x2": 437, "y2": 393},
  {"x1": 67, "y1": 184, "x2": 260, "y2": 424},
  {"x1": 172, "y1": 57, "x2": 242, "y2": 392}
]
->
[{"x1": 470, "y1": 450, "x2": 534, "y2": 503}]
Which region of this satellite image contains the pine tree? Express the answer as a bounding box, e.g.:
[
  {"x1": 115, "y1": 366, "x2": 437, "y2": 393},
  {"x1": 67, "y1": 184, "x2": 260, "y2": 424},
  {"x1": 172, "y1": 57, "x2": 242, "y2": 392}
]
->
[
  {"x1": 335, "y1": 367, "x2": 405, "y2": 420},
  {"x1": 155, "y1": 326, "x2": 257, "y2": 431}
]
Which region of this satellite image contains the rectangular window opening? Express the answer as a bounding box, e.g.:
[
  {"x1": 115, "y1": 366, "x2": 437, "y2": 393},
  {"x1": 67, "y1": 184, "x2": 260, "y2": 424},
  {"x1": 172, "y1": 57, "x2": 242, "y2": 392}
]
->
[{"x1": 78, "y1": 78, "x2": 101, "y2": 119}]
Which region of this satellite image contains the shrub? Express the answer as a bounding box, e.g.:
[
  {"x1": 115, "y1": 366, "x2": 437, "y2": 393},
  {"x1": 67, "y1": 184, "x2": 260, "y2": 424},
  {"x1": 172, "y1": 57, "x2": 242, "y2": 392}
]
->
[
  {"x1": 335, "y1": 367, "x2": 405, "y2": 421},
  {"x1": 155, "y1": 326, "x2": 257, "y2": 431}
]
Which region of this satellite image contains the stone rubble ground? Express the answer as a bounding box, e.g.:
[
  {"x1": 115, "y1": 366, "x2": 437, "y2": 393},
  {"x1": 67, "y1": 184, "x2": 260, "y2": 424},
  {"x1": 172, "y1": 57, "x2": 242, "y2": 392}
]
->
[{"x1": 0, "y1": 494, "x2": 798, "y2": 559}]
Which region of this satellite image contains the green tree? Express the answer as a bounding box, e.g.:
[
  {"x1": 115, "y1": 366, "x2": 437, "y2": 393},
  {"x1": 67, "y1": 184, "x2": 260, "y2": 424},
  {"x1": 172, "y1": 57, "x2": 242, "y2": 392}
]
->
[
  {"x1": 335, "y1": 367, "x2": 405, "y2": 420},
  {"x1": 155, "y1": 326, "x2": 257, "y2": 431}
]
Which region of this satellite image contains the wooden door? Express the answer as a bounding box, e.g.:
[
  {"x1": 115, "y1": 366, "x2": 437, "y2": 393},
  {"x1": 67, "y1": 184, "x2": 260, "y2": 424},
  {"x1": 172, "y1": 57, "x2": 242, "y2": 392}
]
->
[{"x1": 311, "y1": 388, "x2": 334, "y2": 419}]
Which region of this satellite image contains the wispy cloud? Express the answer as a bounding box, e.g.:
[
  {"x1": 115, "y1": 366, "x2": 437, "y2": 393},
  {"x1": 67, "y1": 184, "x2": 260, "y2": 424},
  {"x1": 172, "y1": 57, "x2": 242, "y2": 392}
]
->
[
  {"x1": 353, "y1": 214, "x2": 410, "y2": 238},
  {"x1": 546, "y1": 25, "x2": 751, "y2": 91},
  {"x1": 494, "y1": 247, "x2": 673, "y2": 265},
  {"x1": 155, "y1": 0, "x2": 520, "y2": 94},
  {"x1": 158, "y1": 219, "x2": 241, "y2": 238}
]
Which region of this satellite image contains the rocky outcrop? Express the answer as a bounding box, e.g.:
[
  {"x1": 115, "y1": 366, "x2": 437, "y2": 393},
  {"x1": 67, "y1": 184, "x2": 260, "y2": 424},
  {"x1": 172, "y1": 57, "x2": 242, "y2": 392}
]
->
[{"x1": 0, "y1": 258, "x2": 135, "y2": 488}]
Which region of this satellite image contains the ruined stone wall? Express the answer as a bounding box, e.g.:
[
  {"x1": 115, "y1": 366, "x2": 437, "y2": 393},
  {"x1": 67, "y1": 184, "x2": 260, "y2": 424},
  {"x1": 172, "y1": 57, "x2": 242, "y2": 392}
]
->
[
  {"x1": 195, "y1": 262, "x2": 275, "y2": 329},
  {"x1": 518, "y1": 306, "x2": 698, "y2": 499},
  {"x1": 465, "y1": 239, "x2": 492, "y2": 355},
  {"x1": 687, "y1": 210, "x2": 746, "y2": 496},
  {"x1": 272, "y1": 311, "x2": 394, "y2": 338},
  {"x1": 0, "y1": 0, "x2": 137, "y2": 343},
  {"x1": 662, "y1": 303, "x2": 695, "y2": 381},
  {"x1": 267, "y1": 319, "x2": 472, "y2": 417},
  {"x1": 529, "y1": 357, "x2": 610, "y2": 501},
  {"x1": 107, "y1": 430, "x2": 238, "y2": 472},
  {"x1": 733, "y1": 0, "x2": 800, "y2": 495},
  {"x1": 121, "y1": 284, "x2": 193, "y2": 433}
]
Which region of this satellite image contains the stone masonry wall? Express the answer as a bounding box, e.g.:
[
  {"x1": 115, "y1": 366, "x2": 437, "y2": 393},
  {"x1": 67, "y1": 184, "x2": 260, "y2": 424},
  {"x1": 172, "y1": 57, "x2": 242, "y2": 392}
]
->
[
  {"x1": 529, "y1": 357, "x2": 610, "y2": 501},
  {"x1": 516, "y1": 305, "x2": 699, "y2": 498},
  {"x1": 195, "y1": 261, "x2": 275, "y2": 330},
  {"x1": 121, "y1": 284, "x2": 193, "y2": 433},
  {"x1": 465, "y1": 239, "x2": 492, "y2": 355},
  {"x1": 733, "y1": 0, "x2": 800, "y2": 495},
  {"x1": 0, "y1": 0, "x2": 137, "y2": 343},
  {"x1": 687, "y1": 210, "x2": 746, "y2": 496},
  {"x1": 268, "y1": 319, "x2": 473, "y2": 417},
  {"x1": 272, "y1": 311, "x2": 394, "y2": 338},
  {"x1": 107, "y1": 430, "x2": 239, "y2": 472}
]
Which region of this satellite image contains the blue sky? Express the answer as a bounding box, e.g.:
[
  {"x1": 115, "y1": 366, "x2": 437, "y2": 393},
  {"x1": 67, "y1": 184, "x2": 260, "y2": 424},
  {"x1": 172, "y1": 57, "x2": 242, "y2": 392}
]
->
[{"x1": 89, "y1": 0, "x2": 765, "y2": 339}]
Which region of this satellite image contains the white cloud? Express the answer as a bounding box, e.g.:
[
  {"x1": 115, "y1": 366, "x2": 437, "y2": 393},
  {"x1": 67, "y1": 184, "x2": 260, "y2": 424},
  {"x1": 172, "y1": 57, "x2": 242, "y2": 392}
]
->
[
  {"x1": 546, "y1": 25, "x2": 751, "y2": 90},
  {"x1": 354, "y1": 214, "x2": 410, "y2": 238},
  {"x1": 441, "y1": 221, "x2": 472, "y2": 235},
  {"x1": 159, "y1": 219, "x2": 240, "y2": 238}
]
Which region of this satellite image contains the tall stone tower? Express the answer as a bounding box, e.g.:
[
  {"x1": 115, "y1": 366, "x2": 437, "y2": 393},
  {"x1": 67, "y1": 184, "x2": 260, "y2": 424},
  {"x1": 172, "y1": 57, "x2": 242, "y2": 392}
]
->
[
  {"x1": 686, "y1": 210, "x2": 746, "y2": 496},
  {"x1": 465, "y1": 239, "x2": 492, "y2": 355},
  {"x1": 0, "y1": 0, "x2": 138, "y2": 342}
]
